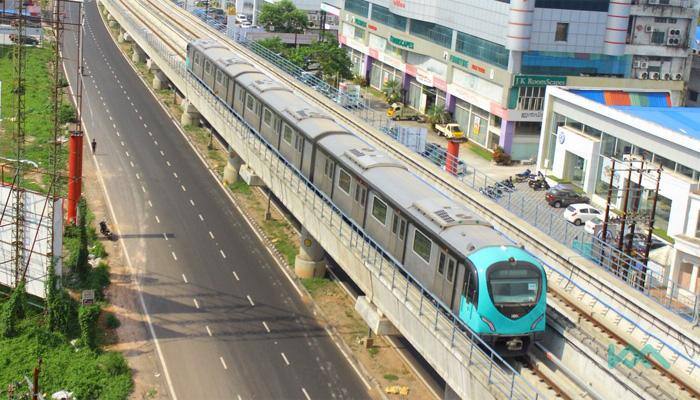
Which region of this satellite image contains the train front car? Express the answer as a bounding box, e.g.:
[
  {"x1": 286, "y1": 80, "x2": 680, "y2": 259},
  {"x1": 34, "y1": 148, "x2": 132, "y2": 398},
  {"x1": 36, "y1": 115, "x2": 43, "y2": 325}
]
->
[{"x1": 459, "y1": 246, "x2": 546, "y2": 355}]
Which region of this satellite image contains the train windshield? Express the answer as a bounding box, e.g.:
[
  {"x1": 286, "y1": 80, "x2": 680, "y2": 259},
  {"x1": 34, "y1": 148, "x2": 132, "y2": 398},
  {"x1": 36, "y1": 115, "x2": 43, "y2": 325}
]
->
[{"x1": 487, "y1": 262, "x2": 541, "y2": 305}]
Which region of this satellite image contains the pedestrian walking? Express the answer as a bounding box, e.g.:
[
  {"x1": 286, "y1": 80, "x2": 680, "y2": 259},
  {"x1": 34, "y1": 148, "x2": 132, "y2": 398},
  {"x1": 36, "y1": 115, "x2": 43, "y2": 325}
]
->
[{"x1": 91, "y1": 138, "x2": 97, "y2": 154}]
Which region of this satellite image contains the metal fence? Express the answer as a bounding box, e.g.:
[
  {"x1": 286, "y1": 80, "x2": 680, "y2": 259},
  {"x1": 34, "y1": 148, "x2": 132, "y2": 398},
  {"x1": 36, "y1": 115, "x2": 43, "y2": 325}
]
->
[{"x1": 106, "y1": 2, "x2": 548, "y2": 398}]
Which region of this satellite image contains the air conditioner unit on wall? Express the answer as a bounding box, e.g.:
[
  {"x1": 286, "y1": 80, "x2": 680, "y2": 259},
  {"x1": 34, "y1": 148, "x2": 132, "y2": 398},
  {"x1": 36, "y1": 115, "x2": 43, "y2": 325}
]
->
[
  {"x1": 645, "y1": 25, "x2": 653, "y2": 33},
  {"x1": 664, "y1": 73, "x2": 672, "y2": 80},
  {"x1": 651, "y1": 72, "x2": 661, "y2": 79},
  {"x1": 637, "y1": 70, "x2": 649, "y2": 79},
  {"x1": 667, "y1": 37, "x2": 681, "y2": 46},
  {"x1": 640, "y1": 61, "x2": 649, "y2": 69},
  {"x1": 674, "y1": 73, "x2": 683, "y2": 80}
]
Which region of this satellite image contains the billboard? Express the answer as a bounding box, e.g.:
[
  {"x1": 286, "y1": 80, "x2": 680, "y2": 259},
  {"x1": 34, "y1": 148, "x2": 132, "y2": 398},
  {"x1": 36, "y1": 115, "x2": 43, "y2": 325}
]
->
[{"x1": 0, "y1": 185, "x2": 62, "y2": 298}]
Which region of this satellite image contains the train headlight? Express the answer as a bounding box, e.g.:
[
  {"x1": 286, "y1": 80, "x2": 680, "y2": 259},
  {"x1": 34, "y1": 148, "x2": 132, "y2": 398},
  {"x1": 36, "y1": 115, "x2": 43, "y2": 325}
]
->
[
  {"x1": 480, "y1": 316, "x2": 496, "y2": 332},
  {"x1": 530, "y1": 313, "x2": 545, "y2": 330}
]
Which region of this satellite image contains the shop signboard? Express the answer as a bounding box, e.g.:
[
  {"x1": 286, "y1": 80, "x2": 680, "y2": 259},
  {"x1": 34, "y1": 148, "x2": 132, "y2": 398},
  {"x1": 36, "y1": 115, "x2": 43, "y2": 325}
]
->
[
  {"x1": 389, "y1": 35, "x2": 414, "y2": 49},
  {"x1": 513, "y1": 75, "x2": 567, "y2": 87}
]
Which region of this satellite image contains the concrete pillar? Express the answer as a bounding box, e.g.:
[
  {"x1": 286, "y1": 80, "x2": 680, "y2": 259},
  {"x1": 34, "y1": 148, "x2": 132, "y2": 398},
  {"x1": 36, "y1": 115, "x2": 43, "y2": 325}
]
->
[
  {"x1": 223, "y1": 148, "x2": 243, "y2": 184},
  {"x1": 499, "y1": 119, "x2": 516, "y2": 153},
  {"x1": 294, "y1": 228, "x2": 326, "y2": 278},
  {"x1": 152, "y1": 70, "x2": 169, "y2": 90},
  {"x1": 131, "y1": 46, "x2": 146, "y2": 64},
  {"x1": 146, "y1": 58, "x2": 159, "y2": 71},
  {"x1": 180, "y1": 99, "x2": 200, "y2": 127}
]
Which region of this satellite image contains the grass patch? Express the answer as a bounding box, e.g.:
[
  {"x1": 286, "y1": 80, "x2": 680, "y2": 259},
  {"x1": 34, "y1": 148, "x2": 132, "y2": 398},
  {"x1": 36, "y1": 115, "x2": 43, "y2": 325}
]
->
[
  {"x1": 467, "y1": 142, "x2": 493, "y2": 161},
  {"x1": 229, "y1": 180, "x2": 252, "y2": 195},
  {"x1": 652, "y1": 228, "x2": 674, "y2": 244},
  {"x1": 301, "y1": 277, "x2": 331, "y2": 296},
  {"x1": 367, "y1": 347, "x2": 379, "y2": 357},
  {"x1": 383, "y1": 374, "x2": 399, "y2": 381},
  {"x1": 263, "y1": 218, "x2": 297, "y2": 266},
  {"x1": 0, "y1": 297, "x2": 132, "y2": 399},
  {"x1": 0, "y1": 45, "x2": 69, "y2": 192}
]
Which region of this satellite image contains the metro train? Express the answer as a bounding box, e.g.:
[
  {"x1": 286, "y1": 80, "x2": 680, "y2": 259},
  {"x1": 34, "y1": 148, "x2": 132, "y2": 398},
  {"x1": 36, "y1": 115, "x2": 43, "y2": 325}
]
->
[{"x1": 186, "y1": 39, "x2": 546, "y2": 354}]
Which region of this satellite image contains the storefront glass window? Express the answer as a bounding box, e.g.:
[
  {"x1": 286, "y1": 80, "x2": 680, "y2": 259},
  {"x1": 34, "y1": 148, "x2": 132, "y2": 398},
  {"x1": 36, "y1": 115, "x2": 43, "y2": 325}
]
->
[
  {"x1": 614, "y1": 139, "x2": 632, "y2": 160},
  {"x1": 600, "y1": 133, "x2": 615, "y2": 157},
  {"x1": 345, "y1": 0, "x2": 369, "y2": 17},
  {"x1": 371, "y1": 5, "x2": 407, "y2": 31},
  {"x1": 455, "y1": 32, "x2": 508, "y2": 69},
  {"x1": 633, "y1": 146, "x2": 653, "y2": 161},
  {"x1": 564, "y1": 117, "x2": 583, "y2": 132},
  {"x1": 595, "y1": 156, "x2": 619, "y2": 198},
  {"x1": 583, "y1": 125, "x2": 602, "y2": 139},
  {"x1": 677, "y1": 164, "x2": 696, "y2": 180},
  {"x1": 652, "y1": 154, "x2": 676, "y2": 172}
]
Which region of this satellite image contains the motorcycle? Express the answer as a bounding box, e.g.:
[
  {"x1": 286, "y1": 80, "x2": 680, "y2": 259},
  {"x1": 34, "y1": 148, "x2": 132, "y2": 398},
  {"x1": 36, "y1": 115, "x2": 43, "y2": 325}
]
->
[
  {"x1": 99, "y1": 220, "x2": 115, "y2": 241},
  {"x1": 514, "y1": 169, "x2": 534, "y2": 183},
  {"x1": 528, "y1": 171, "x2": 546, "y2": 188},
  {"x1": 530, "y1": 178, "x2": 550, "y2": 191}
]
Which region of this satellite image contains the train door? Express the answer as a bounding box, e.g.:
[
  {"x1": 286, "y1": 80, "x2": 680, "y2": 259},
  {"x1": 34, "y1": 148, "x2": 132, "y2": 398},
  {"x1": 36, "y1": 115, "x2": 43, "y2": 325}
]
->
[
  {"x1": 459, "y1": 263, "x2": 478, "y2": 325},
  {"x1": 436, "y1": 250, "x2": 457, "y2": 305},
  {"x1": 390, "y1": 213, "x2": 407, "y2": 262},
  {"x1": 292, "y1": 133, "x2": 305, "y2": 169},
  {"x1": 352, "y1": 181, "x2": 367, "y2": 223}
]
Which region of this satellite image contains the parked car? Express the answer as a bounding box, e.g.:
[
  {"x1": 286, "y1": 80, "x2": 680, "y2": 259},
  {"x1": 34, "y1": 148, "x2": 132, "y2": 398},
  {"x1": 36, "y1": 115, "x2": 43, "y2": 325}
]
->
[
  {"x1": 240, "y1": 21, "x2": 253, "y2": 28},
  {"x1": 584, "y1": 216, "x2": 604, "y2": 235},
  {"x1": 545, "y1": 188, "x2": 589, "y2": 208},
  {"x1": 9, "y1": 34, "x2": 38, "y2": 45},
  {"x1": 612, "y1": 231, "x2": 667, "y2": 253},
  {"x1": 564, "y1": 204, "x2": 602, "y2": 226},
  {"x1": 235, "y1": 14, "x2": 248, "y2": 24}
]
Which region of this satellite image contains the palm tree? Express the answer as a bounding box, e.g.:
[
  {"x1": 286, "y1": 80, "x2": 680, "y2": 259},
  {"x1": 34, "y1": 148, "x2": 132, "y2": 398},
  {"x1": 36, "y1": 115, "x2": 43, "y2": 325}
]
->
[
  {"x1": 426, "y1": 104, "x2": 449, "y2": 131},
  {"x1": 382, "y1": 79, "x2": 402, "y2": 104}
]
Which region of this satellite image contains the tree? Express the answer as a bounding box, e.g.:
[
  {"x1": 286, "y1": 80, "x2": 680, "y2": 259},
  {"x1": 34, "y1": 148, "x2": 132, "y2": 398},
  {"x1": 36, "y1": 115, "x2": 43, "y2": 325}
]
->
[
  {"x1": 382, "y1": 79, "x2": 402, "y2": 104},
  {"x1": 46, "y1": 259, "x2": 78, "y2": 336},
  {"x1": 79, "y1": 304, "x2": 101, "y2": 349},
  {"x1": 258, "y1": 0, "x2": 309, "y2": 34},
  {"x1": 312, "y1": 36, "x2": 353, "y2": 87},
  {"x1": 1, "y1": 282, "x2": 26, "y2": 338},
  {"x1": 425, "y1": 104, "x2": 449, "y2": 131},
  {"x1": 256, "y1": 36, "x2": 288, "y2": 56}
]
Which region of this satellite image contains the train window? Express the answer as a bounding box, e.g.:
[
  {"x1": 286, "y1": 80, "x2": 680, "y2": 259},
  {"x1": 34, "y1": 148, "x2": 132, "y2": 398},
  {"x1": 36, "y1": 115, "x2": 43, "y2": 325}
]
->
[
  {"x1": 437, "y1": 252, "x2": 446, "y2": 275},
  {"x1": 263, "y1": 108, "x2": 273, "y2": 127},
  {"x1": 246, "y1": 94, "x2": 256, "y2": 112},
  {"x1": 354, "y1": 185, "x2": 366, "y2": 206},
  {"x1": 237, "y1": 86, "x2": 245, "y2": 103},
  {"x1": 413, "y1": 229, "x2": 432, "y2": 263},
  {"x1": 323, "y1": 159, "x2": 334, "y2": 179},
  {"x1": 282, "y1": 124, "x2": 294, "y2": 144},
  {"x1": 204, "y1": 60, "x2": 211, "y2": 75},
  {"x1": 193, "y1": 52, "x2": 201, "y2": 66},
  {"x1": 446, "y1": 259, "x2": 456, "y2": 283},
  {"x1": 294, "y1": 135, "x2": 304, "y2": 152},
  {"x1": 371, "y1": 197, "x2": 388, "y2": 225},
  {"x1": 463, "y1": 268, "x2": 478, "y2": 305},
  {"x1": 216, "y1": 70, "x2": 224, "y2": 84},
  {"x1": 338, "y1": 168, "x2": 352, "y2": 194},
  {"x1": 398, "y1": 219, "x2": 406, "y2": 240},
  {"x1": 392, "y1": 215, "x2": 407, "y2": 241}
]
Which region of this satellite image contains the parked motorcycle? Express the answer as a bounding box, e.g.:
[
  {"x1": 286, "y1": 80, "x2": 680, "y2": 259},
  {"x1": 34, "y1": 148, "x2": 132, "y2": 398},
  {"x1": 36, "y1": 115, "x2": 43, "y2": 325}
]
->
[
  {"x1": 514, "y1": 169, "x2": 534, "y2": 183},
  {"x1": 99, "y1": 220, "x2": 115, "y2": 241}
]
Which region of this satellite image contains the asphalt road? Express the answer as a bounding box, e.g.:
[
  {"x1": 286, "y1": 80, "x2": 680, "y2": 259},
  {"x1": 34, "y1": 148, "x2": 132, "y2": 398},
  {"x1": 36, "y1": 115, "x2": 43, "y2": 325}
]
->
[{"x1": 61, "y1": 1, "x2": 371, "y2": 398}]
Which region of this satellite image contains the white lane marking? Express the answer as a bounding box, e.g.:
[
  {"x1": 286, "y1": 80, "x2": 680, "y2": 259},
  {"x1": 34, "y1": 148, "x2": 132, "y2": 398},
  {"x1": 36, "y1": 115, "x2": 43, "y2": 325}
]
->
[
  {"x1": 189, "y1": 199, "x2": 195, "y2": 206},
  {"x1": 148, "y1": 200, "x2": 153, "y2": 208},
  {"x1": 232, "y1": 271, "x2": 240, "y2": 281},
  {"x1": 154, "y1": 140, "x2": 158, "y2": 146},
  {"x1": 136, "y1": 173, "x2": 141, "y2": 180},
  {"x1": 139, "y1": 115, "x2": 143, "y2": 120},
  {"x1": 208, "y1": 231, "x2": 214, "y2": 239},
  {"x1": 262, "y1": 321, "x2": 270, "y2": 333},
  {"x1": 166, "y1": 160, "x2": 171, "y2": 166},
  {"x1": 148, "y1": 131, "x2": 153, "y2": 136},
  {"x1": 108, "y1": 115, "x2": 113, "y2": 121},
  {"x1": 302, "y1": 388, "x2": 311, "y2": 400},
  {"x1": 129, "y1": 161, "x2": 135, "y2": 168},
  {"x1": 181, "y1": 185, "x2": 187, "y2": 192},
  {"x1": 182, "y1": 274, "x2": 188, "y2": 283},
  {"x1": 281, "y1": 352, "x2": 290, "y2": 366},
  {"x1": 220, "y1": 357, "x2": 228, "y2": 370},
  {"x1": 220, "y1": 250, "x2": 226, "y2": 259},
  {"x1": 141, "y1": 186, "x2": 146, "y2": 193},
  {"x1": 125, "y1": 151, "x2": 130, "y2": 157},
  {"x1": 111, "y1": 123, "x2": 115, "y2": 128},
  {"x1": 163, "y1": 233, "x2": 168, "y2": 241},
  {"x1": 173, "y1": 172, "x2": 178, "y2": 179},
  {"x1": 247, "y1": 295, "x2": 255, "y2": 307},
  {"x1": 144, "y1": 123, "x2": 148, "y2": 128},
  {"x1": 206, "y1": 325, "x2": 212, "y2": 337},
  {"x1": 172, "y1": 252, "x2": 178, "y2": 261},
  {"x1": 198, "y1": 214, "x2": 204, "y2": 221},
  {"x1": 116, "y1": 131, "x2": 120, "y2": 137},
  {"x1": 193, "y1": 298, "x2": 199, "y2": 309},
  {"x1": 155, "y1": 215, "x2": 160, "y2": 224},
  {"x1": 120, "y1": 141, "x2": 125, "y2": 146},
  {"x1": 160, "y1": 150, "x2": 165, "y2": 156}
]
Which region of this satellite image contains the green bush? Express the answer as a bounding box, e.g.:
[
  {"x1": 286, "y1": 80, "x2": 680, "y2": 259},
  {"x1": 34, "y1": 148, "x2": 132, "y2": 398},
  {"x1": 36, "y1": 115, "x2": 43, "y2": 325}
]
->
[
  {"x1": 98, "y1": 352, "x2": 129, "y2": 376},
  {"x1": 1, "y1": 283, "x2": 26, "y2": 338},
  {"x1": 79, "y1": 305, "x2": 101, "y2": 349},
  {"x1": 76, "y1": 198, "x2": 90, "y2": 280},
  {"x1": 493, "y1": 146, "x2": 512, "y2": 166},
  {"x1": 86, "y1": 262, "x2": 110, "y2": 301},
  {"x1": 59, "y1": 103, "x2": 78, "y2": 124},
  {"x1": 48, "y1": 288, "x2": 78, "y2": 338},
  {"x1": 105, "y1": 313, "x2": 120, "y2": 330}
]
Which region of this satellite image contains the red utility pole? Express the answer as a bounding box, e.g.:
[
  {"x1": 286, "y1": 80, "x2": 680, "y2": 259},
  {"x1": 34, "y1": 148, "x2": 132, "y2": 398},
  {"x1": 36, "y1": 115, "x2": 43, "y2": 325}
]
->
[{"x1": 66, "y1": 130, "x2": 83, "y2": 223}]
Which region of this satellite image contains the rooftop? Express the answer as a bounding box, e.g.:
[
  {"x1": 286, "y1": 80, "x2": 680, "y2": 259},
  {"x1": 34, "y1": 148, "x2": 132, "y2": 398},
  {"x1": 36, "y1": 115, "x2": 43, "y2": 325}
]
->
[{"x1": 610, "y1": 106, "x2": 700, "y2": 141}]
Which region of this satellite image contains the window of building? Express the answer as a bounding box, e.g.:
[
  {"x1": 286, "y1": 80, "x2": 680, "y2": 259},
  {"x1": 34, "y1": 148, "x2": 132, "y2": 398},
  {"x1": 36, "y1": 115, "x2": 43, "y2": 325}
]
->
[
  {"x1": 410, "y1": 20, "x2": 453, "y2": 48},
  {"x1": 237, "y1": 86, "x2": 245, "y2": 102},
  {"x1": 338, "y1": 168, "x2": 352, "y2": 194},
  {"x1": 534, "y1": 0, "x2": 609, "y2": 11},
  {"x1": 689, "y1": 90, "x2": 699, "y2": 102},
  {"x1": 696, "y1": 213, "x2": 700, "y2": 238},
  {"x1": 282, "y1": 124, "x2": 293, "y2": 144},
  {"x1": 677, "y1": 164, "x2": 696, "y2": 180},
  {"x1": 371, "y1": 197, "x2": 388, "y2": 225},
  {"x1": 263, "y1": 108, "x2": 273, "y2": 127},
  {"x1": 371, "y1": 5, "x2": 407, "y2": 31},
  {"x1": 413, "y1": 229, "x2": 432, "y2": 263},
  {"x1": 344, "y1": 0, "x2": 369, "y2": 17},
  {"x1": 555, "y1": 23, "x2": 569, "y2": 42},
  {"x1": 652, "y1": 154, "x2": 676, "y2": 171},
  {"x1": 517, "y1": 86, "x2": 545, "y2": 110},
  {"x1": 354, "y1": 26, "x2": 365, "y2": 40},
  {"x1": 614, "y1": 139, "x2": 632, "y2": 160},
  {"x1": 455, "y1": 31, "x2": 508, "y2": 69},
  {"x1": 651, "y1": 31, "x2": 666, "y2": 45},
  {"x1": 600, "y1": 133, "x2": 616, "y2": 157}
]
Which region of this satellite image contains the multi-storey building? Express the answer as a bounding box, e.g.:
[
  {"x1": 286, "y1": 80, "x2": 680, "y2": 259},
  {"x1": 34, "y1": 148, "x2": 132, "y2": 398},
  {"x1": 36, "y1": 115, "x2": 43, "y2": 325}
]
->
[{"x1": 338, "y1": 0, "x2": 698, "y2": 160}]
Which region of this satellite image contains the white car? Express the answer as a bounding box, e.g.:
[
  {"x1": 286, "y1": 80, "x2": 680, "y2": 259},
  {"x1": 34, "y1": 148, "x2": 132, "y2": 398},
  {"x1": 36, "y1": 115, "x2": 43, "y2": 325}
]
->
[
  {"x1": 240, "y1": 21, "x2": 253, "y2": 28},
  {"x1": 584, "y1": 216, "x2": 604, "y2": 235},
  {"x1": 564, "y1": 203, "x2": 602, "y2": 226},
  {"x1": 235, "y1": 14, "x2": 248, "y2": 24}
]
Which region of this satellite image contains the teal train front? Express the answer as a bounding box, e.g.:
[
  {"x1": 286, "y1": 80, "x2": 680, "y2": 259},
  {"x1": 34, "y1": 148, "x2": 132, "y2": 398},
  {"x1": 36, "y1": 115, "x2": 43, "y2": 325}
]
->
[{"x1": 459, "y1": 246, "x2": 546, "y2": 355}]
